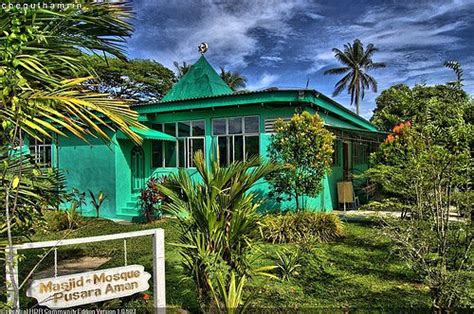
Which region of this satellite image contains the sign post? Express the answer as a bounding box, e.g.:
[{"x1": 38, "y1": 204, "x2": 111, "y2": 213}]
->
[
  {"x1": 153, "y1": 229, "x2": 166, "y2": 311},
  {"x1": 7, "y1": 229, "x2": 165, "y2": 311}
]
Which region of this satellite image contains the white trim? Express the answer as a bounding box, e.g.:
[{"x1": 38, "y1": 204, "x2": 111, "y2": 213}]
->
[
  {"x1": 212, "y1": 116, "x2": 260, "y2": 165},
  {"x1": 12, "y1": 229, "x2": 161, "y2": 250}
]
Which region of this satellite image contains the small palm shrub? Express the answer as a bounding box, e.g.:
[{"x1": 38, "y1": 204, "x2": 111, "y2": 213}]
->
[
  {"x1": 158, "y1": 151, "x2": 279, "y2": 311},
  {"x1": 261, "y1": 212, "x2": 344, "y2": 244},
  {"x1": 275, "y1": 248, "x2": 301, "y2": 281},
  {"x1": 88, "y1": 190, "x2": 107, "y2": 218}
]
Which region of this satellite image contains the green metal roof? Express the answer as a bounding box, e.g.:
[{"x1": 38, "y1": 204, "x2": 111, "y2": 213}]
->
[
  {"x1": 117, "y1": 127, "x2": 176, "y2": 141},
  {"x1": 320, "y1": 113, "x2": 366, "y2": 131},
  {"x1": 138, "y1": 89, "x2": 380, "y2": 132},
  {"x1": 161, "y1": 56, "x2": 233, "y2": 102}
]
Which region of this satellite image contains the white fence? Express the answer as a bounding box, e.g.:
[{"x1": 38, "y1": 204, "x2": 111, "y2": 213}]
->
[{"x1": 5, "y1": 228, "x2": 166, "y2": 311}]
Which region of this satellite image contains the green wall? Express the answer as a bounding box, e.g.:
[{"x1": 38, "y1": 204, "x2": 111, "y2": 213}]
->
[
  {"x1": 54, "y1": 103, "x2": 372, "y2": 220},
  {"x1": 145, "y1": 104, "x2": 335, "y2": 213},
  {"x1": 56, "y1": 134, "x2": 117, "y2": 219}
]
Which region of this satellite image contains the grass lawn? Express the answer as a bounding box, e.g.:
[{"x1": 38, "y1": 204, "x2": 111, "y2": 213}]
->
[{"x1": 13, "y1": 214, "x2": 432, "y2": 311}]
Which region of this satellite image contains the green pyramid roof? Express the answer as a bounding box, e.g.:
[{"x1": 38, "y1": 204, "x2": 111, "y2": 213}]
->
[{"x1": 161, "y1": 56, "x2": 233, "y2": 102}]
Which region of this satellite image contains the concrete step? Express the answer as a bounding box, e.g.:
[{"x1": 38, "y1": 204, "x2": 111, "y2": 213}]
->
[
  {"x1": 126, "y1": 201, "x2": 139, "y2": 208},
  {"x1": 130, "y1": 194, "x2": 141, "y2": 201},
  {"x1": 118, "y1": 206, "x2": 141, "y2": 217},
  {"x1": 114, "y1": 212, "x2": 145, "y2": 223}
]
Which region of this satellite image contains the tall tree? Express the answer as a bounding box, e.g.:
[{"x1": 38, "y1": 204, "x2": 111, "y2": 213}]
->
[
  {"x1": 219, "y1": 66, "x2": 247, "y2": 91},
  {"x1": 324, "y1": 39, "x2": 386, "y2": 115},
  {"x1": 85, "y1": 56, "x2": 175, "y2": 103},
  {"x1": 371, "y1": 84, "x2": 468, "y2": 132},
  {"x1": 173, "y1": 61, "x2": 192, "y2": 79},
  {"x1": 366, "y1": 89, "x2": 473, "y2": 309},
  {"x1": 0, "y1": 2, "x2": 142, "y2": 308}
]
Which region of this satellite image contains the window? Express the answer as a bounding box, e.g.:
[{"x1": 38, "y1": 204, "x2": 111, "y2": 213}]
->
[
  {"x1": 29, "y1": 138, "x2": 52, "y2": 167},
  {"x1": 352, "y1": 142, "x2": 368, "y2": 165},
  {"x1": 152, "y1": 120, "x2": 205, "y2": 168},
  {"x1": 264, "y1": 117, "x2": 291, "y2": 133},
  {"x1": 212, "y1": 116, "x2": 260, "y2": 166}
]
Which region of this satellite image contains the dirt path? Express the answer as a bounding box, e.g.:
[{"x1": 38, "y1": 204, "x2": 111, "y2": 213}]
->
[
  {"x1": 32, "y1": 256, "x2": 110, "y2": 280},
  {"x1": 334, "y1": 210, "x2": 466, "y2": 222}
]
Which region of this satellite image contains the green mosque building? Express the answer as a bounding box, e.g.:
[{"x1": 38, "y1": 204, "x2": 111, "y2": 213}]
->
[{"x1": 30, "y1": 53, "x2": 384, "y2": 221}]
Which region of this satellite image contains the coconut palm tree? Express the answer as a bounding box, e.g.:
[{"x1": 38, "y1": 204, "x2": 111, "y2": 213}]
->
[
  {"x1": 173, "y1": 61, "x2": 192, "y2": 79},
  {"x1": 324, "y1": 39, "x2": 386, "y2": 114},
  {"x1": 219, "y1": 66, "x2": 248, "y2": 91}
]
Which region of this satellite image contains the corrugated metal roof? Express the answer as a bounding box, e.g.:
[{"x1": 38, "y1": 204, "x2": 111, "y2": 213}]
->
[
  {"x1": 161, "y1": 56, "x2": 233, "y2": 102},
  {"x1": 117, "y1": 127, "x2": 176, "y2": 141}
]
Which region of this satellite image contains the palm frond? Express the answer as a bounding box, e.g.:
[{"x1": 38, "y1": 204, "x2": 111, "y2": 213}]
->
[
  {"x1": 333, "y1": 73, "x2": 352, "y2": 97},
  {"x1": 323, "y1": 66, "x2": 351, "y2": 75},
  {"x1": 0, "y1": 1, "x2": 144, "y2": 144},
  {"x1": 444, "y1": 60, "x2": 464, "y2": 88}
]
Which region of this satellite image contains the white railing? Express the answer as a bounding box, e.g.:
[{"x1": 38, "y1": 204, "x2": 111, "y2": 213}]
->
[{"x1": 5, "y1": 228, "x2": 166, "y2": 311}]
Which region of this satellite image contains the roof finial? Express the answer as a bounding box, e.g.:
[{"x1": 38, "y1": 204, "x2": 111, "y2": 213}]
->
[{"x1": 198, "y1": 42, "x2": 208, "y2": 55}]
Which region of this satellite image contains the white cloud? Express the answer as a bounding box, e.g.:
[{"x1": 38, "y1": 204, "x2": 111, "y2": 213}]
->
[
  {"x1": 301, "y1": 0, "x2": 474, "y2": 115},
  {"x1": 248, "y1": 73, "x2": 280, "y2": 90},
  {"x1": 305, "y1": 12, "x2": 324, "y2": 20},
  {"x1": 305, "y1": 0, "x2": 472, "y2": 72},
  {"x1": 130, "y1": 0, "x2": 315, "y2": 70},
  {"x1": 260, "y1": 56, "x2": 283, "y2": 62}
]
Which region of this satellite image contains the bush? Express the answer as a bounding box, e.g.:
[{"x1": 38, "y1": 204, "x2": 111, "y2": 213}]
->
[
  {"x1": 267, "y1": 112, "x2": 335, "y2": 211},
  {"x1": 45, "y1": 207, "x2": 83, "y2": 232},
  {"x1": 45, "y1": 210, "x2": 69, "y2": 232},
  {"x1": 275, "y1": 248, "x2": 301, "y2": 281},
  {"x1": 140, "y1": 176, "x2": 167, "y2": 222},
  {"x1": 158, "y1": 152, "x2": 278, "y2": 311},
  {"x1": 260, "y1": 212, "x2": 344, "y2": 244}
]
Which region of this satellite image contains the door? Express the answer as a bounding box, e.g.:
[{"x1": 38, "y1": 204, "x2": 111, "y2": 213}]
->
[
  {"x1": 131, "y1": 146, "x2": 145, "y2": 192},
  {"x1": 343, "y1": 142, "x2": 351, "y2": 180}
]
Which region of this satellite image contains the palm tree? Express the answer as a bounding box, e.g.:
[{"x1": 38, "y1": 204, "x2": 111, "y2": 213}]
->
[
  {"x1": 0, "y1": 2, "x2": 144, "y2": 145},
  {"x1": 158, "y1": 151, "x2": 279, "y2": 309},
  {"x1": 324, "y1": 39, "x2": 386, "y2": 114},
  {"x1": 219, "y1": 66, "x2": 248, "y2": 91},
  {"x1": 173, "y1": 61, "x2": 192, "y2": 79},
  {"x1": 0, "y1": 3, "x2": 143, "y2": 308}
]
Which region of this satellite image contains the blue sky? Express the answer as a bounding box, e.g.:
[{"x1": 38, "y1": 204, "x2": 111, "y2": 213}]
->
[{"x1": 126, "y1": 0, "x2": 474, "y2": 118}]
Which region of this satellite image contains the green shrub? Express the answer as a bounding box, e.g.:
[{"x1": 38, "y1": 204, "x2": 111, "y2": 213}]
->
[
  {"x1": 260, "y1": 212, "x2": 344, "y2": 244},
  {"x1": 45, "y1": 207, "x2": 83, "y2": 232}
]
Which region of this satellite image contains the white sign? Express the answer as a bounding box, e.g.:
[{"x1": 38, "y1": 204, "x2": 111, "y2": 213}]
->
[{"x1": 27, "y1": 265, "x2": 151, "y2": 309}]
